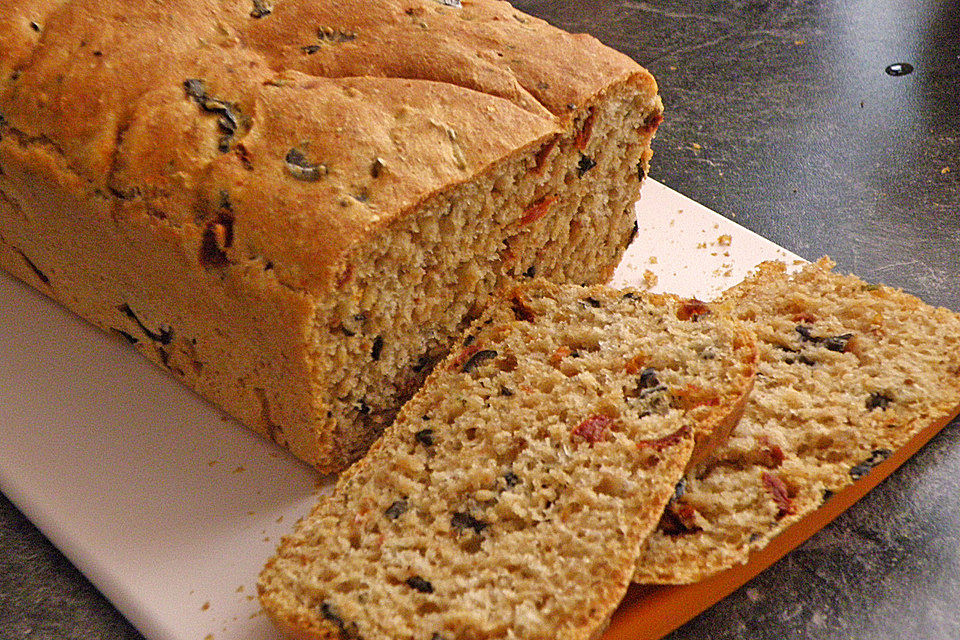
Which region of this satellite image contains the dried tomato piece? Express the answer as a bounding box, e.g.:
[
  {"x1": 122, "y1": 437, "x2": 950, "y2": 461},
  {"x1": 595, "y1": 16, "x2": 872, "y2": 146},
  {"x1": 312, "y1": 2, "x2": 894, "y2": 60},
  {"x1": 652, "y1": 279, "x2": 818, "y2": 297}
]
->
[
  {"x1": 574, "y1": 108, "x2": 596, "y2": 150},
  {"x1": 641, "y1": 112, "x2": 663, "y2": 134},
  {"x1": 658, "y1": 502, "x2": 701, "y2": 536},
  {"x1": 761, "y1": 471, "x2": 795, "y2": 519},
  {"x1": 510, "y1": 294, "x2": 536, "y2": 322},
  {"x1": 636, "y1": 424, "x2": 691, "y2": 451},
  {"x1": 677, "y1": 298, "x2": 710, "y2": 321},
  {"x1": 533, "y1": 136, "x2": 558, "y2": 174},
  {"x1": 518, "y1": 195, "x2": 557, "y2": 226},
  {"x1": 572, "y1": 415, "x2": 614, "y2": 444}
]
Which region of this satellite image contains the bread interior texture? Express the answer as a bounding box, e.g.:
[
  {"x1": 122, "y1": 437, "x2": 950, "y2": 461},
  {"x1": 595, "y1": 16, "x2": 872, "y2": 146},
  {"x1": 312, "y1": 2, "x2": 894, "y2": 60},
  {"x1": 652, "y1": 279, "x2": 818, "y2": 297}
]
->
[{"x1": 312, "y1": 84, "x2": 659, "y2": 467}]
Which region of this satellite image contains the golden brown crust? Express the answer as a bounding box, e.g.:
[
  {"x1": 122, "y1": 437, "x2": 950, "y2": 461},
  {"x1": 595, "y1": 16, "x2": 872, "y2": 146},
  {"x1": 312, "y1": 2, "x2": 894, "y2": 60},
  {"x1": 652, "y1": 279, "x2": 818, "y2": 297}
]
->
[{"x1": 1, "y1": 0, "x2": 655, "y2": 293}]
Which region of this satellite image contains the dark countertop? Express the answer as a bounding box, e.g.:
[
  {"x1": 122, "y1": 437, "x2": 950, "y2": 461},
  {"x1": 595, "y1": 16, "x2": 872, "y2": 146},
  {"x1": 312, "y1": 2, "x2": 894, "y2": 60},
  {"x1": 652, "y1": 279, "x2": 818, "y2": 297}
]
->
[{"x1": 2, "y1": 1, "x2": 958, "y2": 638}]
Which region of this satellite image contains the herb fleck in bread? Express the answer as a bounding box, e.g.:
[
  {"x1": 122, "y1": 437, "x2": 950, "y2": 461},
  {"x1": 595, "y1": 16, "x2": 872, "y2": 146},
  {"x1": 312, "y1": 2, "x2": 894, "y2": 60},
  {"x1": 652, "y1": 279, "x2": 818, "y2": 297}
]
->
[
  {"x1": 0, "y1": 0, "x2": 663, "y2": 472},
  {"x1": 633, "y1": 258, "x2": 960, "y2": 584},
  {"x1": 258, "y1": 280, "x2": 756, "y2": 640}
]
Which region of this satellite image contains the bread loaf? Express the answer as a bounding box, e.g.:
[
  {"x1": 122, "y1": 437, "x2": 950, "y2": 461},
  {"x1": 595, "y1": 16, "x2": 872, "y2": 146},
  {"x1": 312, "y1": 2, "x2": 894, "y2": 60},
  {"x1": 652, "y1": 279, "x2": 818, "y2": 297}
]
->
[
  {"x1": 633, "y1": 259, "x2": 960, "y2": 584},
  {"x1": 0, "y1": 0, "x2": 663, "y2": 471},
  {"x1": 258, "y1": 280, "x2": 756, "y2": 640}
]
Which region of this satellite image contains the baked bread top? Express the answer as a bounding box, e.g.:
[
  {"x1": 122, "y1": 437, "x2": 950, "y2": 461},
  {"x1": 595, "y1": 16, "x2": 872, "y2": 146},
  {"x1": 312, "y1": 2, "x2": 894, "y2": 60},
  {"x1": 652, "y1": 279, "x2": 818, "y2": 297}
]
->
[
  {"x1": 633, "y1": 258, "x2": 960, "y2": 584},
  {"x1": 0, "y1": 0, "x2": 658, "y2": 293}
]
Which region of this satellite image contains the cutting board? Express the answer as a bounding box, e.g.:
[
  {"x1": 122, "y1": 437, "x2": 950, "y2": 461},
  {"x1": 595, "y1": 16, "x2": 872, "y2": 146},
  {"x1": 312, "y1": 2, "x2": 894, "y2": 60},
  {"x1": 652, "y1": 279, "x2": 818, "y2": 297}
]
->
[{"x1": 1, "y1": 179, "x2": 901, "y2": 640}]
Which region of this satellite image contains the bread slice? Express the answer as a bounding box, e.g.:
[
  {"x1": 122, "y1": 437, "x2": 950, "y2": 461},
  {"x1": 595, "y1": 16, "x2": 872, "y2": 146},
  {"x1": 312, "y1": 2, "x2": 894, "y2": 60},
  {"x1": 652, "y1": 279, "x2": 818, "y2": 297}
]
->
[
  {"x1": 633, "y1": 258, "x2": 960, "y2": 584},
  {"x1": 258, "y1": 281, "x2": 756, "y2": 640},
  {"x1": 0, "y1": 0, "x2": 662, "y2": 472}
]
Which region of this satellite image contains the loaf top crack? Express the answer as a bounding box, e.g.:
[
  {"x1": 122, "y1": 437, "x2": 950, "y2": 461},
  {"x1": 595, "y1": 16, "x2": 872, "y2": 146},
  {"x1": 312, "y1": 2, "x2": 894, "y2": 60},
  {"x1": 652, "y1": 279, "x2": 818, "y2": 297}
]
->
[
  {"x1": 258, "y1": 280, "x2": 756, "y2": 640},
  {"x1": 0, "y1": 0, "x2": 656, "y2": 292}
]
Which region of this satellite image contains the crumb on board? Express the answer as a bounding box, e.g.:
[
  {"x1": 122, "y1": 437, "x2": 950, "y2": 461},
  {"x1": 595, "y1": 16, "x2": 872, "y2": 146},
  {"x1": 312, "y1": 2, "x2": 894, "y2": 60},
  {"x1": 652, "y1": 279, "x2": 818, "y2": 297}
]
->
[
  {"x1": 204, "y1": 634, "x2": 214, "y2": 640},
  {"x1": 236, "y1": 585, "x2": 245, "y2": 593},
  {"x1": 201, "y1": 601, "x2": 211, "y2": 611},
  {"x1": 697, "y1": 241, "x2": 707, "y2": 249},
  {"x1": 943, "y1": 167, "x2": 951, "y2": 174},
  {"x1": 642, "y1": 269, "x2": 658, "y2": 288},
  {"x1": 649, "y1": 256, "x2": 658, "y2": 264},
  {"x1": 232, "y1": 465, "x2": 245, "y2": 474},
  {"x1": 717, "y1": 233, "x2": 732, "y2": 246}
]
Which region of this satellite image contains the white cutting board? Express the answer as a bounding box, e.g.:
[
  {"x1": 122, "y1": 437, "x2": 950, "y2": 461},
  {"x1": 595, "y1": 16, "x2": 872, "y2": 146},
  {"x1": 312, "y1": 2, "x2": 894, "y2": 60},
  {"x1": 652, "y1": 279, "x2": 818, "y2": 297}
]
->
[{"x1": 0, "y1": 180, "x2": 798, "y2": 640}]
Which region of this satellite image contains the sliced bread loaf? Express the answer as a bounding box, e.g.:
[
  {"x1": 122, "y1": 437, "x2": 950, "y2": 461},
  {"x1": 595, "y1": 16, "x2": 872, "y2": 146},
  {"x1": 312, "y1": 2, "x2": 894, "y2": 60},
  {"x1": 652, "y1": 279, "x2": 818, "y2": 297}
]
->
[
  {"x1": 633, "y1": 258, "x2": 960, "y2": 584},
  {"x1": 0, "y1": 0, "x2": 663, "y2": 472},
  {"x1": 258, "y1": 280, "x2": 756, "y2": 640}
]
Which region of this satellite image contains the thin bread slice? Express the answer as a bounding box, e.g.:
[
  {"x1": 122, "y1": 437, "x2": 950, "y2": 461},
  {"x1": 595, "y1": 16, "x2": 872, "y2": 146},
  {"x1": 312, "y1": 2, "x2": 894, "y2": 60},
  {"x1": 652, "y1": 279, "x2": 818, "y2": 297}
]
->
[
  {"x1": 258, "y1": 280, "x2": 756, "y2": 640},
  {"x1": 633, "y1": 258, "x2": 960, "y2": 584}
]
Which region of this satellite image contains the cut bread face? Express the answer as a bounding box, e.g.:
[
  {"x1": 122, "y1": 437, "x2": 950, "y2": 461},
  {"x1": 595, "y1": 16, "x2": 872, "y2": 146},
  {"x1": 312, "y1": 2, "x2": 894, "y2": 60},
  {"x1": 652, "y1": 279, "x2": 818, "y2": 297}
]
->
[
  {"x1": 633, "y1": 258, "x2": 960, "y2": 584},
  {"x1": 258, "y1": 281, "x2": 757, "y2": 640}
]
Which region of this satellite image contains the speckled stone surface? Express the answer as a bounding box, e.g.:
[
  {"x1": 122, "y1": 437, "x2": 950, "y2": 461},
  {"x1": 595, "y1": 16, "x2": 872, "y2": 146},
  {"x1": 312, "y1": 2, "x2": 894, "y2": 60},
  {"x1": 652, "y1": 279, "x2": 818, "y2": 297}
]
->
[{"x1": 1, "y1": 1, "x2": 958, "y2": 639}]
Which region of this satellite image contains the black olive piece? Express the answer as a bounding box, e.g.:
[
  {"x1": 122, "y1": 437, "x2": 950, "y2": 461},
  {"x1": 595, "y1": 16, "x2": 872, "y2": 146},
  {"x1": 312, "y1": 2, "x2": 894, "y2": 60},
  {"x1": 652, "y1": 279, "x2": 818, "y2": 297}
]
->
[
  {"x1": 795, "y1": 325, "x2": 816, "y2": 342},
  {"x1": 183, "y1": 78, "x2": 207, "y2": 102},
  {"x1": 30, "y1": 21, "x2": 41, "y2": 32},
  {"x1": 371, "y1": 336, "x2": 383, "y2": 360},
  {"x1": 504, "y1": 471, "x2": 520, "y2": 487},
  {"x1": 415, "y1": 429, "x2": 434, "y2": 447},
  {"x1": 622, "y1": 291, "x2": 639, "y2": 300},
  {"x1": 405, "y1": 576, "x2": 434, "y2": 593},
  {"x1": 823, "y1": 333, "x2": 854, "y2": 353},
  {"x1": 339, "y1": 325, "x2": 355, "y2": 337},
  {"x1": 523, "y1": 265, "x2": 537, "y2": 278},
  {"x1": 285, "y1": 148, "x2": 326, "y2": 182},
  {"x1": 636, "y1": 161, "x2": 647, "y2": 181},
  {"x1": 250, "y1": 0, "x2": 272, "y2": 18},
  {"x1": 319, "y1": 602, "x2": 361, "y2": 640},
  {"x1": 317, "y1": 27, "x2": 358, "y2": 43},
  {"x1": 461, "y1": 349, "x2": 498, "y2": 373},
  {"x1": 301, "y1": 44, "x2": 322, "y2": 54},
  {"x1": 463, "y1": 334, "x2": 476, "y2": 347},
  {"x1": 583, "y1": 297, "x2": 601, "y2": 308},
  {"x1": 500, "y1": 386, "x2": 514, "y2": 397},
  {"x1": 625, "y1": 219, "x2": 639, "y2": 247},
  {"x1": 16, "y1": 250, "x2": 49, "y2": 285},
  {"x1": 431, "y1": 634, "x2": 447, "y2": 640},
  {"x1": 638, "y1": 367, "x2": 660, "y2": 389},
  {"x1": 749, "y1": 532, "x2": 762, "y2": 543},
  {"x1": 115, "y1": 329, "x2": 138, "y2": 345},
  {"x1": 866, "y1": 392, "x2": 893, "y2": 410},
  {"x1": 451, "y1": 512, "x2": 488, "y2": 534},
  {"x1": 822, "y1": 489, "x2": 834, "y2": 502},
  {"x1": 120, "y1": 304, "x2": 174, "y2": 345},
  {"x1": 672, "y1": 477, "x2": 687, "y2": 502},
  {"x1": 384, "y1": 499, "x2": 407, "y2": 519},
  {"x1": 848, "y1": 449, "x2": 893, "y2": 480},
  {"x1": 358, "y1": 400, "x2": 371, "y2": 415},
  {"x1": 576, "y1": 154, "x2": 597, "y2": 177},
  {"x1": 411, "y1": 355, "x2": 431, "y2": 372},
  {"x1": 370, "y1": 157, "x2": 385, "y2": 178}
]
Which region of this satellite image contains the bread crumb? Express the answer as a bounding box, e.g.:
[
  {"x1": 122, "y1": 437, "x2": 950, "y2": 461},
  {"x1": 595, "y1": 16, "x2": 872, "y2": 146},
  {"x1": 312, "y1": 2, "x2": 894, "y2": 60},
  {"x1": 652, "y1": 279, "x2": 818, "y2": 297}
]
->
[
  {"x1": 717, "y1": 234, "x2": 732, "y2": 246},
  {"x1": 692, "y1": 142, "x2": 702, "y2": 150},
  {"x1": 232, "y1": 465, "x2": 245, "y2": 473},
  {"x1": 201, "y1": 601, "x2": 211, "y2": 611},
  {"x1": 236, "y1": 585, "x2": 245, "y2": 593},
  {"x1": 204, "y1": 634, "x2": 214, "y2": 640},
  {"x1": 276, "y1": 515, "x2": 284, "y2": 523},
  {"x1": 697, "y1": 242, "x2": 707, "y2": 249},
  {"x1": 942, "y1": 167, "x2": 951, "y2": 174},
  {"x1": 642, "y1": 270, "x2": 659, "y2": 289},
  {"x1": 794, "y1": 39, "x2": 805, "y2": 45},
  {"x1": 648, "y1": 256, "x2": 658, "y2": 264}
]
